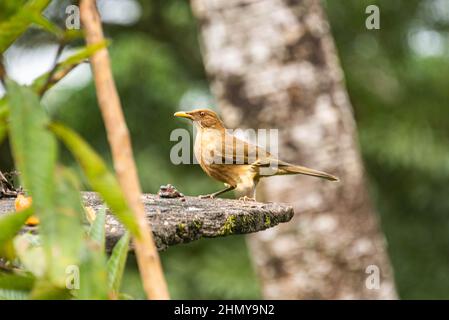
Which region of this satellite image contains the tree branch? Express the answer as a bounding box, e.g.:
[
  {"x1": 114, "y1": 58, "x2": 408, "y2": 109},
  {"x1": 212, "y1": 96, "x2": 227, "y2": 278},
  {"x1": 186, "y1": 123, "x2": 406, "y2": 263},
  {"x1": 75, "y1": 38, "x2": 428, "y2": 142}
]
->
[
  {"x1": 0, "y1": 192, "x2": 295, "y2": 251},
  {"x1": 39, "y1": 42, "x2": 65, "y2": 96}
]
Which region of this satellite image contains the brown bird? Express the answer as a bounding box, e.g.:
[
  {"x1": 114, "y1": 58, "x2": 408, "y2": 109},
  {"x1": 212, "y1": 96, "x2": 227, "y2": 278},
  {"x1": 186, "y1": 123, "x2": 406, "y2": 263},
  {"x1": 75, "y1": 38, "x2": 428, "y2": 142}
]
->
[{"x1": 174, "y1": 109, "x2": 338, "y2": 200}]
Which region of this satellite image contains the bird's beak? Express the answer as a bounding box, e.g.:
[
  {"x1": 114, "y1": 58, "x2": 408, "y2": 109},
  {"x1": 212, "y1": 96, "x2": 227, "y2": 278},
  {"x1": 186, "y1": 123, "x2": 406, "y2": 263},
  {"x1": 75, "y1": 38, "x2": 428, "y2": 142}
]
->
[{"x1": 174, "y1": 111, "x2": 194, "y2": 120}]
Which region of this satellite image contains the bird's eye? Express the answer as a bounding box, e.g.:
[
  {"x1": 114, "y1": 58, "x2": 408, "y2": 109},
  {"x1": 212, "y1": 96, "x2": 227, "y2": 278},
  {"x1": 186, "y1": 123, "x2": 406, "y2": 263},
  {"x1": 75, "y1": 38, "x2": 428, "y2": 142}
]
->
[{"x1": 200, "y1": 112, "x2": 205, "y2": 117}]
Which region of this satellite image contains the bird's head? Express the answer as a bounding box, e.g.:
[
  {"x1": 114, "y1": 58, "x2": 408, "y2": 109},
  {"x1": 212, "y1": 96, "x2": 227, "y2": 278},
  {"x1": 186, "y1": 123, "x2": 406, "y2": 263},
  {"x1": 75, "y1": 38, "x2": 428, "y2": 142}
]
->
[{"x1": 174, "y1": 109, "x2": 225, "y2": 130}]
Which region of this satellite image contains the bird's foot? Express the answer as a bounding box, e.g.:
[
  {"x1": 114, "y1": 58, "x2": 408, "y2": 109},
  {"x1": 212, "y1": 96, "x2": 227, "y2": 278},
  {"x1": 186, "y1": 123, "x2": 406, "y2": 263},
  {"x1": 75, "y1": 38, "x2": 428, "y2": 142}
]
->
[
  {"x1": 238, "y1": 196, "x2": 256, "y2": 202},
  {"x1": 198, "y1": 194, "x2": 215, "y2": 199}
]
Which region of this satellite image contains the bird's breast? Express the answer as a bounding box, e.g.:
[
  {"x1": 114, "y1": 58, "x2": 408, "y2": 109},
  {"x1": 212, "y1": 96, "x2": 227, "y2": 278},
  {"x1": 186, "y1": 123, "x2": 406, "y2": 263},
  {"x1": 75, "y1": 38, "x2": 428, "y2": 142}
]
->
[
  {"x1": 194, "y1": 129, "x2": 258, "y2": 187},
  {"x1": 194, "y1": 128, "x2": 222, "y2": 165}
]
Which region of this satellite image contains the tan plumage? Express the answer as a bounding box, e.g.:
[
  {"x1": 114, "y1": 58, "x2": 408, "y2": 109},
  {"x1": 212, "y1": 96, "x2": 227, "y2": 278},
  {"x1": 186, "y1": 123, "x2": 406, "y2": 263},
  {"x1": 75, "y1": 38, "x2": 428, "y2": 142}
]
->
[{"x1": 175, "y1": 109, "x2": 338, "y2": 200}]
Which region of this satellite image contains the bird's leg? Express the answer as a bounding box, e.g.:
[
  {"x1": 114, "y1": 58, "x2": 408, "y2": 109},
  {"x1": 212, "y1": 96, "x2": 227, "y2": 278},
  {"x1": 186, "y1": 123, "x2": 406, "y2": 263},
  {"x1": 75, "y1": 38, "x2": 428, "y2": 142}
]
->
[
  {"x1": 199, "y1": 185, "x2": 235, "y2": 199},
  {"x1": 238, "y1": 196, "x2": 256, "y2": 202}
]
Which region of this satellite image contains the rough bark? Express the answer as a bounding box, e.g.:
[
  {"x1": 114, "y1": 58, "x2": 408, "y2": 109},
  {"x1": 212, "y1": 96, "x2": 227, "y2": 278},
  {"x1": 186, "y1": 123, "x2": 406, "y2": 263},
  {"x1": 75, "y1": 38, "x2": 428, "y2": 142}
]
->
[
  {"x1": 191, "y1": 0, "x2": 397, "y2": 299},
  {"x1": 0, "y1": 192, "x2": 294, "y2": 252}
]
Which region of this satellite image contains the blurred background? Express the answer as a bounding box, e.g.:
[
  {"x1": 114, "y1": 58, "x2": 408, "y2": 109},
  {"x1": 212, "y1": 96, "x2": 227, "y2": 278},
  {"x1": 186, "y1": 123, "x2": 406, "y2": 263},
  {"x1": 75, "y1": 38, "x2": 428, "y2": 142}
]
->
[{"x1": 1, "y1": 0, "x2": 449, "y2": 299}]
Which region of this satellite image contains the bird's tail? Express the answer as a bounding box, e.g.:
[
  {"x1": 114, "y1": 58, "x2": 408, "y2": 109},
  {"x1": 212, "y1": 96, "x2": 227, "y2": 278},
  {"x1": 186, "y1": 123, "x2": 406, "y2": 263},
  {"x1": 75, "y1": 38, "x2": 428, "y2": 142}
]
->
[{"x1": 277, "y1": 162, "x2": 339, "y2": 181}]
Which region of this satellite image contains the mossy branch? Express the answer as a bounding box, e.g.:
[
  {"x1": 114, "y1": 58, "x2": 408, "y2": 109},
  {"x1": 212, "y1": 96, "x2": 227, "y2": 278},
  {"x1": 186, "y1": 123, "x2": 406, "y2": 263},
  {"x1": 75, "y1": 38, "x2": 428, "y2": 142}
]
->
[{"x1": 0, "y1": 192, "x2": 294, "y2": 251}]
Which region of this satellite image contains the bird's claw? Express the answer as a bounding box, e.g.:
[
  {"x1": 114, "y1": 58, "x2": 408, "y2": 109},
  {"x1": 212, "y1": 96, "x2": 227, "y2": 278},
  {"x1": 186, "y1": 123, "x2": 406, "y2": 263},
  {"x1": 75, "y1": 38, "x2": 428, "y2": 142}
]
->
[
  {"x1": 238, "y1": 196, "x2": 256, "y2": 202},
  {"x1": 199, "y1": 194, "x2": 215, "y2": 199}
]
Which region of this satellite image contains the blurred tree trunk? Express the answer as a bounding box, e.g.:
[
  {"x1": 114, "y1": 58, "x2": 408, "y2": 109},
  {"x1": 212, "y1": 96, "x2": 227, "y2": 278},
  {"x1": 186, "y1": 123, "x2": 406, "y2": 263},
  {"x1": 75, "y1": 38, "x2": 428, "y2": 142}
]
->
[{"x1": 191, "y1": 0, "x2": 397, "y2": 299}]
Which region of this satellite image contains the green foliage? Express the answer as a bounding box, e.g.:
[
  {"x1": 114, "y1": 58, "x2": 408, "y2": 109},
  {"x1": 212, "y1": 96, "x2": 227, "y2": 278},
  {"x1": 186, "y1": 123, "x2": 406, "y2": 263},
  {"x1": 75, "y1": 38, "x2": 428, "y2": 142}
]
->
[
  {"x1": 0, "y1": 81, "x2": 144, "y2": 299},
  {"x1": 0, "y1": 102, "x2": 6, "y2": 145},
  {"x1": 50, "y1": 123, "x2": 140, "y2": 237},
  {"x1": 0, "y1": 123, "x2": 6, "y2": 146},
  {"x1": 0, "y1": 99, "x2": 8, "y2": 117},
  {"x1": 32, "y1": 41, "x2": 108, "y2": 94},
  {"x1": 29, "y1": 279, "x2": 71, "y2": 300},
  {"x1": 14, "y1": 234, "x2": 46, "y2": 278},
  {"x1": 0, "y1": 209, "x2": 33, "y2": 250},
  {"x1": 0, "y1": 79, "x2": 139, "y2": 298},
  {"x1": 0, "y1": 0, "x2": 51, "y2": 53},
  {"x1": 61, "y1": 41, "x2": 108, "y2": 67},
  {"x1": 77, "y1": 241, "x2": 108, "y2": 300},
  {"x1": 107, "y1": 232, "x2": 130, "y2": 296},
  {"x1": 0, "y1": 17, "x2": 142, "y2": 299},
  {"x1": 0, "y1": 1, "x2": 29, "y2": 21},
  {"x1": 0, "y1": 278, "x2": 30, "y2": 299},
  {"x1": 27, "y1": 13, "x2": 63, "y2": 39},
  {"x1": 45, "y1": 169, "x2": 85, "y2": 286},
  {"x1": 7, "y1": 81, "x2": 82, "y2": 286},
  {"x1": 0, "y1": 272, "x2": 35, "y2": 291},
  {"x1": 88, "y1": 208, "x2": 106, "y2": 252},
  {"x1": 7, "y1": 80, "x2": 57, "y2": 221},
  {"x1": 75, "y1": 208, "x2": 110, "y2": 300},
  {"x1": 0, "y1": 289, "x2": 28, "y2": 300}
]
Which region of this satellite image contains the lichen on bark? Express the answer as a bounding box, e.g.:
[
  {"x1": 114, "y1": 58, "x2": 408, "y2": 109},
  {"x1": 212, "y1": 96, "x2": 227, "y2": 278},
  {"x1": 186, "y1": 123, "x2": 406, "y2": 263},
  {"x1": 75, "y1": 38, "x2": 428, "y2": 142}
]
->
[{"x1": 0, "y1": 192, "x2": 294, "y2": 252}]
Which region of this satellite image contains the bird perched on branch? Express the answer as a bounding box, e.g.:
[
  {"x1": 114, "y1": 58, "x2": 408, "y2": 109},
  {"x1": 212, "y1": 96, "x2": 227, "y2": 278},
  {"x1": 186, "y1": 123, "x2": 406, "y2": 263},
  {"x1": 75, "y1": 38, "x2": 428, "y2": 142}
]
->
[{"x1": 174, "y1": 109, "x2": 338, "y2": 200}]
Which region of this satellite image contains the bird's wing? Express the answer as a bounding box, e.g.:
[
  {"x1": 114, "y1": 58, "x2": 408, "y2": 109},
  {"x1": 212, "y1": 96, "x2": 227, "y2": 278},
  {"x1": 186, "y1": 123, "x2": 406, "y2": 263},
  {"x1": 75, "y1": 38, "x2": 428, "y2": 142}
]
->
[
  {"x1": 215, "y1": 133, "x2": 272, "y2": 166},
  {"x1": 210, "y1": 133, "x2": 338, "y2": 180},
  {"x1": 217, "y1": 134, "x2": 302, "y2": 167}
]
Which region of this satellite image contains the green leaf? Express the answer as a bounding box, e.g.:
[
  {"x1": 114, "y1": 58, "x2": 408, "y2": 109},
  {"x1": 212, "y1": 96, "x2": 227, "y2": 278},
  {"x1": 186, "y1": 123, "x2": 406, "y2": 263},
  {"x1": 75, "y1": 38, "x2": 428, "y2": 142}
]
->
[
  {"x1": 0, "y1": 0, "x2": 51, "y2": 53},
  {"x1": 0, "y1": 99, "x2": 8, "y2": 146},
  {"x1": 88, "y1": 208, "x2": 106, "y2": 251},
  {"x1": 49, "y1": 123, "x2": 140, "y2": 237},
  {"x1": 7, "y1": 81, "x2": 86, "y2": 287},
  {"x1": 0, "y1": 209, "x2": 33, "y2": 251},
  {"x1": 118, "y1": 292, "x2": 135, "y2": 300},
  {"x1": 61, "y1": 29, "x2": 84, "y2": 43},
  {"x1": 0, "y1": 99, "x2": 7, "y2": 118},
  {"x1": 28, "y1": 13, "x2": 63, "y2": 38},
  {"x1": 77, "y1": 240, "x2": 109, "y2": 300},
  {"x1": 107, "y1": 232, "x2": 130, "y2": 296},
  {"x1": 0, "y1": 239, "x2": 15, "y2": 261},
  {"x1": 0, "y1": 1, "x2": 28, "y2": 20},
  {"x1": 14, "y1": 233, "x2": 46, "y2": 278},
  {"x1": 7, "y1": 79, "x2": 57, "y2": 222},
  {"x1": 31, "y1": 41, "x2": 108, "y2": 94},
  {"x1": 0, "y1": 121, "x2": 6, "y2": 146},
  {"x1": 13, "y1": 169, "x2": 86, "y2": 286},
  {"x1": 60, "y1": 41, "x2": 108, "y2": 68},
  {"x1": 0, "y1": 289, "x2": 28, "y2": 300},
  {"x1": 0, "y1": 272, "x2": 35, "y2": 291},
  {"x1": 6, "y1": 79, "x2": 61, "y2": 281},
  {"x1": 30, "y1": 279, "x2": 71, "y2": 300},
  {"x1": 64, "y1": 185, "x2": 110, "y2": 300},
  {"x1": 40, "y1": 168, "x2": 86, "y2": 286}
]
